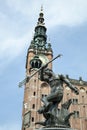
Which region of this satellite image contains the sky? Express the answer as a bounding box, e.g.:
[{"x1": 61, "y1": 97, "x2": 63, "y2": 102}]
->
[{"x1": 0, "y1": 0, "x2": 87, "y2": 130}]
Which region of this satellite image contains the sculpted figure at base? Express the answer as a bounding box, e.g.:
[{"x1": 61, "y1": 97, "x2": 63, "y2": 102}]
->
[{"x1": 36, "y1": 66, "x2": 79, "y2": 128}]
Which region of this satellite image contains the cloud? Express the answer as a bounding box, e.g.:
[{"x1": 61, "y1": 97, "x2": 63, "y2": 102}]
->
[
  {"x1": 45, "y1": 0, "x2": 87, "y2": 28},
  {"x1": 0, "y1": 32, "x2": 31, "y2": 74},
  {"x1": 6, "y1": 0, "x2": 87, "y2": 27},
  {"x1": 0, "y1": 0, "x2": 87, "y2": 72},
  {"x1": 0, "y1": 33, "x2": 30, "y2": 59}
]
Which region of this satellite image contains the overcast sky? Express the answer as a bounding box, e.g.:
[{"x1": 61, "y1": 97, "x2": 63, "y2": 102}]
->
[{"x1": 0, "y1": 0, "x2": 87, "y2": 130}]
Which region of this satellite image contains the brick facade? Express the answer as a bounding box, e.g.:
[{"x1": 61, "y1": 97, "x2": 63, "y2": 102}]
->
[{"x1": 22, "y1": 48, "x2": 87, "y2": 130}]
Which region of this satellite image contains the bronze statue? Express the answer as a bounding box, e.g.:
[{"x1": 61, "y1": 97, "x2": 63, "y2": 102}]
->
[
  {"x1": 19, "y1": 54, "x2": 79, "y2": 128},
  {"x1": 36, "y1": 66, "x2": 79, "y2": 128}
]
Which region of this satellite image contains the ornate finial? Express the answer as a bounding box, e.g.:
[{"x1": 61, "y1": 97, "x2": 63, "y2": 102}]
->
[
  {"x1": 37, "y1": 6, "x2": 44, "y2": 25},
  {"x1": 41, "y1": 5, "x2": 43, "y2": 12}
]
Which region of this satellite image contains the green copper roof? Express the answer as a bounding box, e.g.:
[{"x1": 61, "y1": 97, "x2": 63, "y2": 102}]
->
[{"x1": 29, "y1": 7, "x2": 52, "y2": 53}]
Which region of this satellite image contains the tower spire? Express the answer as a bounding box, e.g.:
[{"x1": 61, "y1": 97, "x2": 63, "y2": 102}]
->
[
  {"x1": 29, "y1": 7, "x2": 52, "y2": 53},
  {"x1": 32, "y1": 7, "x2": 47, "y2": 51},
  {"x1": 22, "y1": 9, "x2": 53, "y2": 130}
]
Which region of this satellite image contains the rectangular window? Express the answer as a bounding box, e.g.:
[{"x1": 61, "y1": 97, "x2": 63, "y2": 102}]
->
[
  {"x1": 33, "y1": 92, "x2": 36, "y2": 96},
  {"x1": 32, "y1": 104, "x2": 35, "y2": 109},
  {"x1": 32, "y1": 117, "x2": 34, "y2": 122},
  {"x1": 34, "y1": 79, "x2": 36, "y2": 82}
]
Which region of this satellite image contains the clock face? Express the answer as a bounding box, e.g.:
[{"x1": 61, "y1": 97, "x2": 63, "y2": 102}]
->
[{"x1": 38, "y1": 54, "x2": 49, "y2": 65}]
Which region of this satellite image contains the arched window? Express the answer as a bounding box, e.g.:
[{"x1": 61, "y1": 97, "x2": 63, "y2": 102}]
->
[
  {"x1": 72, "y1": 98, "x2": 78, "y2": 105},
  {"x1": 73, "y1": 111, "x2": 79, "y2": 118},
  {"x1": 80, "y1": 87, "x2": 85, "y2": 93}
]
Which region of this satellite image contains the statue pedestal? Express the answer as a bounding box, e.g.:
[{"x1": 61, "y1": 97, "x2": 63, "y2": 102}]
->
[{"x1": 35, "y1": 128, "x2": 77, "y2": 130}]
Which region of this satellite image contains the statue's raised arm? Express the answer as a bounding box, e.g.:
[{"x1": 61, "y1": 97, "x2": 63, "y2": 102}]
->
[{"x1": 60, "y1": 74, "x2": 79, "y2": 95}]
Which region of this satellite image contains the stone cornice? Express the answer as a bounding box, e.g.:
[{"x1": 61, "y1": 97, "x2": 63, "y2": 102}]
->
[{"x1": 68, "y1": 77, "x2": 87, "y2": 87}]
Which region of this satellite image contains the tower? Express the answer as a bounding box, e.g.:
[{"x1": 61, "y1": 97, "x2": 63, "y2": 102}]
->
[
  {"x1": 22, "y1": 8, "x2": 53, "y2": 130},
  {"x1": 21, "y1": 8, "x2": 87, "y2": 130}
]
